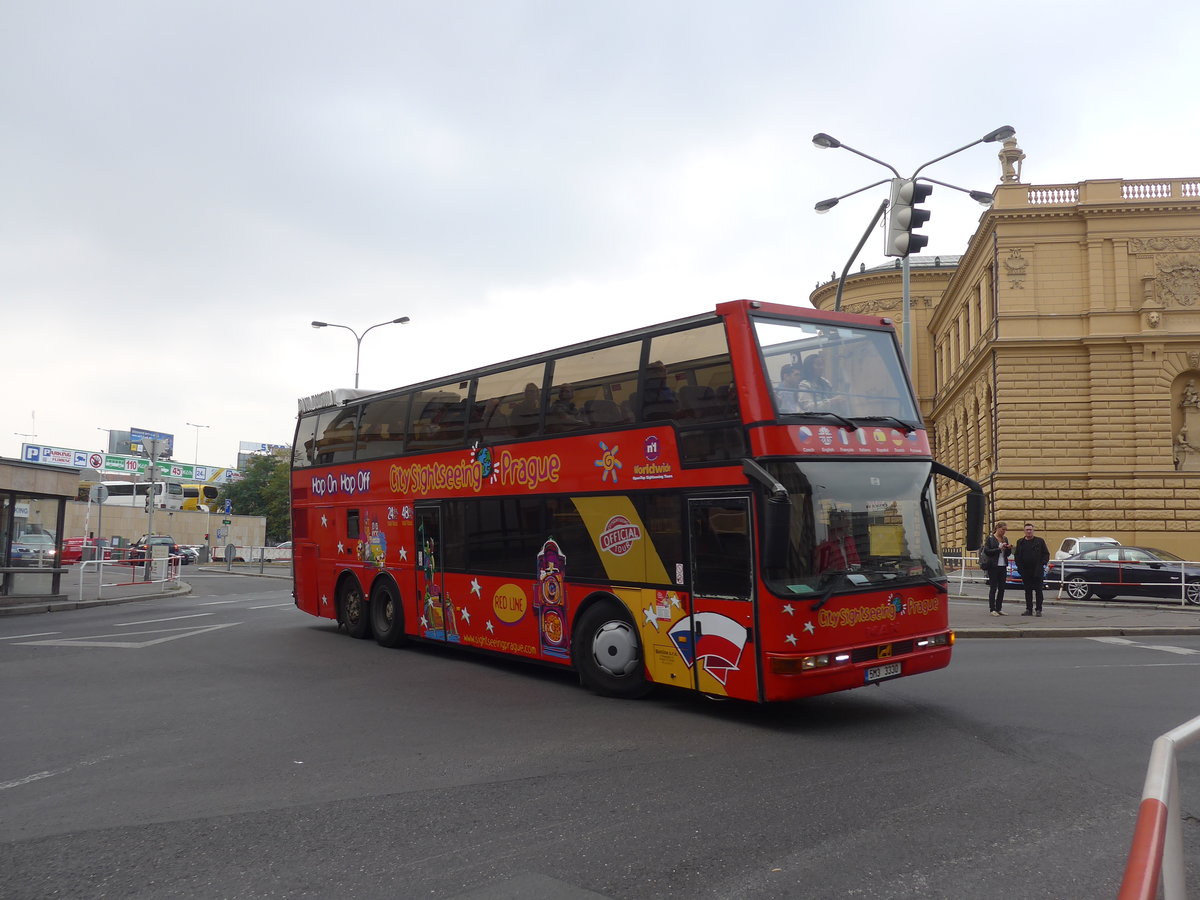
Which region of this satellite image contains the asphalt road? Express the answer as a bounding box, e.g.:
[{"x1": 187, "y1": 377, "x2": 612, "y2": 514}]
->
[{"x1": 1, "y1": 572, "x2": 1197, "y2": 899}]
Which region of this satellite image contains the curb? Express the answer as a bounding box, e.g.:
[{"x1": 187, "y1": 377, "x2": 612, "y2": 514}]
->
[
  {"x1": 956, "y1": 626, "x2": 1200, "y2": 639},
  {"x1": 0, "y1": 583, "x2": 193, "y2": 616}
]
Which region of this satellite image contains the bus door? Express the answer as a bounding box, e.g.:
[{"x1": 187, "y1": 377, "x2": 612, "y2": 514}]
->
[
  {"x1": 293, "y1": 539, "x2": 321, "y2": 616},
  {"x1": 293, "y1": 505, "x2": 329, "y2": 618},
  {"x1": 684, "y1": 496, "x2": 759, "y2": 701},
  {"x1": 415, "y1": 505, "x2": 457, "y2": 642}
]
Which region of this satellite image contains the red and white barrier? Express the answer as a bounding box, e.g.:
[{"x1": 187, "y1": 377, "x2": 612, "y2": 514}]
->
[{"x1": 1118, "y1": 714, "x2": 1200, "y2": 900}]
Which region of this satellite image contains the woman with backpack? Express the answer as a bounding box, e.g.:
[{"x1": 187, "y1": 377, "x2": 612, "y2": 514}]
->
[{"x1": 980, "y1": 522, "x2": 1011, "y2": 616}]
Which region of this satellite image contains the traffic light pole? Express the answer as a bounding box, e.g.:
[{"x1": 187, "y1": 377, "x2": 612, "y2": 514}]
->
[{"x1": 902, "y1": 255, "x2": 912, "y2": 364}]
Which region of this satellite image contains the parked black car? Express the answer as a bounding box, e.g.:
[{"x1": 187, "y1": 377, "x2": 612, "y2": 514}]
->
[
  {"x1": 1050, "y1": 546, "x2": 1200, "y2": 605},
  {"x1": 125, "y1": 534, "x2": 181, "y2": 565}
]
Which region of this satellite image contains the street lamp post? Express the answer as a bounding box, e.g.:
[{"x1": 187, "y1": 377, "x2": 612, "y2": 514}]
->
[
  {"x1": 812, "y1": 126, "x2": 1015, "y2": 364},
  {"x1": 186, "y1": 422, "x2": 210, "y2": 465},
  {"x1": 311, "y1": 316, "x2": 411, "y2": 389}
]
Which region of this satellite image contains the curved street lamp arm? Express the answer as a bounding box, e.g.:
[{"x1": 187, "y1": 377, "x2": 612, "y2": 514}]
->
[
  {"x1": 814, "y1": 178, "x2": 893, "y2": 212},
  {"x1": 836, "y1": 143, "x2": 901, "y2": 178},
  {"x1": 911, "y1": 126, "x2": 1014, "y2": 179}
]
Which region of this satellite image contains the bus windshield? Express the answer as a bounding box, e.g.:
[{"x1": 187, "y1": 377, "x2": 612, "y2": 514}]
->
[
  {"x1": 753, "y1": 316, "x2": 918, "y2": 422},
  {"x1": 763, "y1": 459, "x2": 944, "y2": 595}
]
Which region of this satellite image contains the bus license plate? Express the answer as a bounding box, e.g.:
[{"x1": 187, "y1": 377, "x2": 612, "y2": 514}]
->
[{"x1": 865, "y1": 662, "x2": 902, "y2": 683}]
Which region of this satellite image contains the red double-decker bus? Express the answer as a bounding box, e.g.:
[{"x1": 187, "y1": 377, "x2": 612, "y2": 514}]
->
[{"x1": 290, "y1": 299, "x2": 983, "y2": 702}]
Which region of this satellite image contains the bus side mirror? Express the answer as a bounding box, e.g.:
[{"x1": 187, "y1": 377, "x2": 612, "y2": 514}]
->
[
  {"x1": 761, "y1": 493, "x2": 791, "y2": 574},
  {"x1": 965, "y1": 490, "x2": 985, "y2": 551},
  {"x1": 931, "y1": 461, "x2": 985, "y2": 552}
]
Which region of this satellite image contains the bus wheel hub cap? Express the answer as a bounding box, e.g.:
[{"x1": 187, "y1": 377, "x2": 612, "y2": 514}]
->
[{"x1": 592, "y1": 621, "x2": 637, "y2": 676}]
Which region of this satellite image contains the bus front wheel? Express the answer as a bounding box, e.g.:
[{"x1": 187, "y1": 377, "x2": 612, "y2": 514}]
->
[
  {"x1": 338, "y1": 580, "x2": 371, "y2": 640},
  {"x1": 371, "y1": 582, "x2": 407, "y2": 647},
  {"x1": 573, "y1": 601, "x2": 650, "y2": 699}
]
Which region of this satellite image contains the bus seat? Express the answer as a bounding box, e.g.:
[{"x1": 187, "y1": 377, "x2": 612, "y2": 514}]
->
[{"x1": 585, "y1": 399, "x2": 624, "y2": 426}]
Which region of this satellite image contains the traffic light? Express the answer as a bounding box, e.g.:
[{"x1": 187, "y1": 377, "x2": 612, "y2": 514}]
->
[{"x1": 886, "y1": 178, "x2": 933, "y2": 257}]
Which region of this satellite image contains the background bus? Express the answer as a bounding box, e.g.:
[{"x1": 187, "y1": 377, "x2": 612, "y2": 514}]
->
[
  {"x1": 85, "y1": 480, "x2": 184, "y2": 510},
  {"x1": 181, "y1": 483, "x2": 219, "y2": 511},
  {"x1": 289, "y1": 299, "x2": 982, "y2": 703}
]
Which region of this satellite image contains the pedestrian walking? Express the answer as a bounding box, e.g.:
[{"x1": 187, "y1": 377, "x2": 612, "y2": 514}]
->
[
  {"x1": 1013, "y1": 522, "x2": 1051, "y2": 616},
  {"x1": 981, "y1": 522, "x2": 1011, "y2": 615}
]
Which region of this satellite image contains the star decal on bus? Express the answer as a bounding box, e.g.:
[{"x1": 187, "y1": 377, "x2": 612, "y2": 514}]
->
[
  {"x1": 782, "y1": 603, "x2": 795, "y2": 616},
  {"x1": 594, "y1": 441, "x2": 622, "y2": 483},
  {"x1": 485, "y1": 620, "x2": 495, "y2": 633},
  {"x1": 470, "y1": 578, "x2": 481, "y2": 596},
  {"x1": 804, "y1": 621, "x2": 815, "y2": 634},
  {"x1": 643, "y1": 605, "x2": 659, "y2": 629},
  {"x1": 398, "y1": 546, "x2": 408, "y2": 562},
  {"x1": 785, "y1": 633, "x2": 798, "y2": 646},
  {"x1": 460, "y1": 607, "x2": 471, "y2": 625},
  {"x1": 320, "y1": 514, "x2": 328, "y2": 528}
]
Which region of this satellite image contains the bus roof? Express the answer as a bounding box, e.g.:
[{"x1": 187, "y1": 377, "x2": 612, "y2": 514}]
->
[{"x1": 295, "y1": 299, "x2": 900, "y2": 417}]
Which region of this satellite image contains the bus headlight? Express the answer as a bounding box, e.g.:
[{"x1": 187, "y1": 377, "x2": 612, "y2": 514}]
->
[{"x1": 916, "y1": 632, "x2": 953, "y2": 648}]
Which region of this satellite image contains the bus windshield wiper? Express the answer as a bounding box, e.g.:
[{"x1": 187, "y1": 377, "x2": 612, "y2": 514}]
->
[
  {"x1": 795, "y1": 411, "x2": 858, "y2": 431},
  {"x1": 809, "y1": 572, "x2": 847, "y2": 611},
  {"x1": 857, "y1": 415, "x2": 917, "y2": 434}
]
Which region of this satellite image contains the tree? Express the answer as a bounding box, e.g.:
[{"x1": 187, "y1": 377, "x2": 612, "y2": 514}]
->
[{"x1": 219, "y1": 449, "x2": 291, "y2": 543}]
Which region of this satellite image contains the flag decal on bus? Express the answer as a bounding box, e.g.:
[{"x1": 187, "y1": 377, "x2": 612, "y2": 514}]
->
[{"x1": 668, "y1": 613, "x2": 748, "y2": 685}]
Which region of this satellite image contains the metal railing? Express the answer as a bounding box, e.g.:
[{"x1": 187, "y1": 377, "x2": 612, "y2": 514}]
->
[
  {"x1": 1118, "y1": 714, "x2": 1200, "y2": 900},
  {"x1": 201, "y1": 546, "x2": 292, "y2": 574},
  {"x1": 941, "y1": 556, "x2": 1200, "y2": 606},
  {"x1": 78, "y1": 554, "x2": 181, "y2": 602}
]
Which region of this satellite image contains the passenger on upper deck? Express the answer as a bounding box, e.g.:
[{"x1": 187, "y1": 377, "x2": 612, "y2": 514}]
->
[
  {"x1": 775, "y1": 363, "x2": 808, "y2": 413},
  {"x1": 636, "y1": 361, "x2": 678, "y2": 420},
  {"x1": 547, "y1": 385, "x2": 584, "y2": 430},
  {"x1": 798, "y1": 356, "x2": 834, "y2": 404}
]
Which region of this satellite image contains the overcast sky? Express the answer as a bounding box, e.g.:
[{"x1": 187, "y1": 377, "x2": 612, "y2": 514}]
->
[{"x1": 4, "y1": 0, "x2": 1199, "y2": 469}]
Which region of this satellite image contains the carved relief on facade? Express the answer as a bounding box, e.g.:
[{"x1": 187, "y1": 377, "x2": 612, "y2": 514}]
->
[
  {"x1": 844, "y1": 295, "x2": 934, "y2": 317},
  {"x1": 1129, "y1": 237, "x2": 1200, "y2": 253},
  {"x1": 1157, "y1": 255, "x2": 1200, "y2": 307},
  {"x1": 1173, "y1": 372, "x2": 1200, "y2": 471},
  {"x1": 1003, "y1": 249, "x2": 1027, "y2": 289},
  {"x1": 844, "y1": 298, "x2": 901, "y2": 315},
  {"x1": 1145, "y1": 310, "x2": 1162, "y2": 329}
]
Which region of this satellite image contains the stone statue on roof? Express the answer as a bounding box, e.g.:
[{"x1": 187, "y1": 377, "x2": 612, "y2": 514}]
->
[{"x1": 998, "y1": 137, "x2": 1025, "y2": 183}]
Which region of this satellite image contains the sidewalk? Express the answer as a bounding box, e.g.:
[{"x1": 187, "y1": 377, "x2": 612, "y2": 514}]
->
[{"x1": 951, "y1": 594, "x2": 1200, "y2": 638}]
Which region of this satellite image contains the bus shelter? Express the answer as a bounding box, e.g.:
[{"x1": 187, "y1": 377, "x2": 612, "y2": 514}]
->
[{"x1": 0, "y1": 457, "x2": 78, "y2": 599}]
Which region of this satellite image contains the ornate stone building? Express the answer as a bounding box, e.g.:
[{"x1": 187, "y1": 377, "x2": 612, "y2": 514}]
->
[{"x1": 812, "y1": 151, "x2": 1200, "y2": 556}]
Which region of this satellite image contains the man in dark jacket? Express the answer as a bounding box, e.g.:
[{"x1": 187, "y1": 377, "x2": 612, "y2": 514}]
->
[{"x1": 1013, "y1": 522, "x2": 1051, "y2": 616}]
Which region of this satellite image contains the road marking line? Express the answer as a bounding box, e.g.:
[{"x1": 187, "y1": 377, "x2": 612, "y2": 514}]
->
[
  {"x1": 115, "y1": 613, "x2": 214, "y2": 626},
  {"x1": 1088, "y1": 636, "x2": 1200, "y2": 655},
  {"x1": 0, "y1": 632, "x2": 60, "y2": 640},
  {"x1": 18, "y1": 622, "x2": 240, "y2": 649},
  {"x1": 0, "y1": 755, "x2": 113, "y2": 792},
  {"x1": 250, "y1": 603, "x2": 294, "y2": 609},
  {"x1": 197, "y1": 600, "x2": 243, "y2": 606}
]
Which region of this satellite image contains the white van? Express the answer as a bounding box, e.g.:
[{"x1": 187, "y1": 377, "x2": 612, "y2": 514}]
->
[{"x1": 1055, "y1": 536, "x2": 1119, "y2": 560}]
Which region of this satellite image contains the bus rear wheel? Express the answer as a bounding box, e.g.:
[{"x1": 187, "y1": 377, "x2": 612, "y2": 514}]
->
[
  {"x1": 371, "y1": 582, "x2": 407, "y2": 647},
  {"x1": 573, "y1": 601, "x2": 650, "y2": 699},
  {"x1": 338, "y1": 580, "x2": 371, "y2": 639}
]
